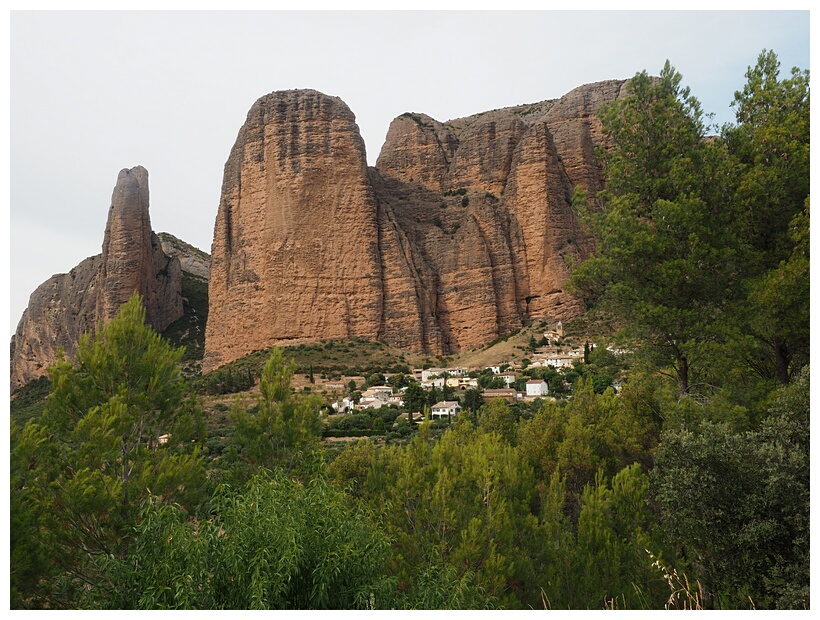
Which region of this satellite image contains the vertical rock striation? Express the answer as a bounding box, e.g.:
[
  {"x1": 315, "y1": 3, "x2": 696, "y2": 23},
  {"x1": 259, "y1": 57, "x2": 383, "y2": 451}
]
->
[
  {"x1": 11, "y1": 166, "x2": 182, "y2": 390},
  {"x1": 203, "y1": 80, "x2": 629, "y2": 369},
  {"x1": 203, "y1": 90, "x2": 384, "y2": 372},
  {"x1": 96, "y1": 166, "x2": 183, "y2": 332}
]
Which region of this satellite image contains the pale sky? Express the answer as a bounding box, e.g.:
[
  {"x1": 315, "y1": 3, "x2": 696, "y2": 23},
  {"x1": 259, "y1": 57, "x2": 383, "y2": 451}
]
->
[{"x1": 8, "y1": 9, "x2": 812, "y2": 338}]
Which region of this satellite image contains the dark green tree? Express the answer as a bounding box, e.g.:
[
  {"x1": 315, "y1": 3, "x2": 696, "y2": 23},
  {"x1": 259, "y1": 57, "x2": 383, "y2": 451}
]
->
[
  {"x1": 461, "y1": 387, "x2": 484, "y2": 413},
  {"x1": 11, "y1": 294, "x2": 206, "y2": 608},
  {"x1": 571, "y1": 62, "x2": 735, "y2": 398},
  {"x1": 403, "y1": 381, "x2": 427, "y2": 419},
  {"x1": 650, "y1": 367, "x2": 809, "y2": 609},
  {"x1": 722, "y1": 50, "x2": 810, "y2": 385}
]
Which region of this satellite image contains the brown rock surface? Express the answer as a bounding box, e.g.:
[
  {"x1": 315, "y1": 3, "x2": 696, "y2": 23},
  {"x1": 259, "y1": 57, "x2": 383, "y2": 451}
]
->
[
  {"x1": 10, "y1": 256, "x2": 103, "y2": 391},
  {"x1": 203, "y1": 90, "x2": 384, "y2": 372},
  {"x1": 204, "y1": 81, "x2": 628, "y2": 369},
  {"x1": 11, "y1": 166, "x2": 183, "y2": 390},
  {"x1": 96, "y1": 166, "x2": 183, "y2": 332},
  {"x1": 544, "y1": 80, "x2": 631, "y2": 196}
]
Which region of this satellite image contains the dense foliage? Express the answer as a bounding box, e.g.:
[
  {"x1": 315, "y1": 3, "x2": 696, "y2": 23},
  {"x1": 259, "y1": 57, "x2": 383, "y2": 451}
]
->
[{"x1": 10, "y1": 50, "x2": 808, "y2": 610}]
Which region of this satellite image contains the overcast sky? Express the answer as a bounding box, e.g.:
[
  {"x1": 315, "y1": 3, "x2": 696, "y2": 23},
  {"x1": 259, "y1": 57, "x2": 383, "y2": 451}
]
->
[{"x1": 8, "y1": 9, "x2": 811, "y2": 337}]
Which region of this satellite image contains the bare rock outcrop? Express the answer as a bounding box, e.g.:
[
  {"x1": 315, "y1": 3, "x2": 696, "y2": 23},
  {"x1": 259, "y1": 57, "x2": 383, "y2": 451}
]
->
[
  {"x1": 204, "y1": 81, "x2": 628, "y2": 369},
  {"x1": 203, "y1": 90, "x2": 384, "y2": 372},
  {"x1": 11, "y1": 166, "x2": 183, "y2": 390},
  {"x1": 158, "y1": 232, "x2": 211, "y2": 280}
]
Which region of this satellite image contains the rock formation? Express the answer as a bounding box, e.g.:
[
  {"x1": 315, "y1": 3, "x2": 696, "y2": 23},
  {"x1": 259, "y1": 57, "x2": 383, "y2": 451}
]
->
[
  {"x1": 204, "y1": 81, "x2": 628, "y2": 371},
  {"x1": 203, "y1": 90, "x2": 385, "y2": 372},
  {"x1": 11, "y1": 166, "x2": 183, "y2": 390},
  {"x1": 158, "y1": 232, "x2": 211, "y2": 281}
]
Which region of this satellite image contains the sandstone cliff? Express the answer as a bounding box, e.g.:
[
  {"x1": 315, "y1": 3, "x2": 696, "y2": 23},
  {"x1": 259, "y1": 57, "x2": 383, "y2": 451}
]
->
[
  {"x1": 204, "y1": 81, "x2": 627, "y2": 370},
  {"x1": 11, "y1": 166, "x2": 183, "y2": 390},
  {"x1": 204, "y1": 90, "x2": 385, "y2": 372}
]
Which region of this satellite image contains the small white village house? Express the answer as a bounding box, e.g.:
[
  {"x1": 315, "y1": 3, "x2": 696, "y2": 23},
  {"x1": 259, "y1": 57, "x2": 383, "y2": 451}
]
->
[
  {"x1": 498, "y1": 372, "x2": 517, "y2": 386},
  {"x1": 526, "y1": 379, "x2": 549, "y2": 397},
  {"x1": 420, "y1": 368, "x2": 446, "y2": 381},
  {"x1": 421, "y1": 377, "x2": 446, "y2": 389},
  {"x1": 541, "y1": 355, "x2": 575, "y2": 369},
  {"x1": 430, "y1": 401, "x2": 461, "y2": 420}
]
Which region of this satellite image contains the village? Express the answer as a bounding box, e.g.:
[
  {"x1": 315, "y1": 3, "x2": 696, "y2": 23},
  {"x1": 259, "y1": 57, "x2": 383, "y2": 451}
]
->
[{"x1": 318, "y1": 322, "x2": 622, "y2": 428}]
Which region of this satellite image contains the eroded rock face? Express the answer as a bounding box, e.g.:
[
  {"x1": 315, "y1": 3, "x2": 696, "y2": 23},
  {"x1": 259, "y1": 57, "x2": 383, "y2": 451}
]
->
[
  {"x1": 158, "y1": 232, "x2": 211, "y2": 281},
  {"x1": 203, "y1": 90, "x2": 384, "y2": 372},
  {"x1": 11, "y1": 166, "x2": 183, "y2": 390},
  {"x1": 204, "y1": 81, "x2": 628, "y2": 369},
  {"x1": 10, "y1": 256, "x2": 103, "y2": 391},
  {"x1": 97, "y1": 166, "x2": 183, "y2": 332}
]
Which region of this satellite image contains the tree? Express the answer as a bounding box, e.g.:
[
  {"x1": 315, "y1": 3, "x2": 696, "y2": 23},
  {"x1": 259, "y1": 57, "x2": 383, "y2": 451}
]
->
[
  {"x1": 403, "y1": 381, "x2": 427, "y2": 418},
  {"x1": 389, "y1": 372, "x2": 409, "y2": 390},
  {"x1": 227, "y1": 347, "x2": 323, "y2": 481},
  {"x1": 571, "y1": 61, "x2": 735, "y2": 398},
  {"x1": 568, "y1": 465, "x2": 668, "y2": 609},
  {"x1": 722, "y1": 50, "x2": 810, "y2": 385},
  {"x1": 519, "y1": 378, "x2": 656, "y2": 510},
  {"x1": 650, "y1": 367, "x2": 809, "y2": 609},
  {"x1": 11, "y1": 294, "x2": 206, "y2": 608},
  {"x1": 741, "y1": 203, "x2": 809, "y2": 384},
  {"x1": 94, "y1": 471, "x2": 396, "y2": 609},
  {"x1": 476, "y1": 398, "x2": 518, "y2": 445},
  {"x1": 724, "y1": 50, "x2": 809, "y2": 277},
  {"x1": 461, "y1": 387, "x2": 484, "y2": 413}
]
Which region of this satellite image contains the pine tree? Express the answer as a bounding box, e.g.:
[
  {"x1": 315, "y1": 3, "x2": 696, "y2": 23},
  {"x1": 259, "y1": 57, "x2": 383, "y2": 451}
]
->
[{"x1": 11, "y1": 294, "x2": 206, "y2": 608}]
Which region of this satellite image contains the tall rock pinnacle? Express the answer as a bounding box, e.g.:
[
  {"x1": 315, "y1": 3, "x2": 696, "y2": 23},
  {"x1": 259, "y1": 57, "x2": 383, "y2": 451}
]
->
[
  {"x1": 11, "y1": 166, "x2": 183, "y2": 390},
  {"x1": 96, "y1": 166, "x2": 182, "y2": 332}
]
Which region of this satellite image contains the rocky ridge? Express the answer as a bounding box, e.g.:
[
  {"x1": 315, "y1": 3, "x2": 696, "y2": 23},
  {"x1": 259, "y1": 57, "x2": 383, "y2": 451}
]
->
[{"x1": 204, "y1": 81, "x2": 628, "y2": 371}]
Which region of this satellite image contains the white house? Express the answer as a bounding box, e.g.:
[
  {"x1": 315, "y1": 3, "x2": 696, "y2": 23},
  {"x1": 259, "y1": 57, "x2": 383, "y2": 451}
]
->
[
  {"x1": 526, "y1": 379, "x2": 549, "y2": 397},
  {"x1": 421, "y1": 367, "x2": 465, "y2": 381},
  {"x1": 430, "y1": 401, "x2": 461, "y2": 419},
  {"x1": 356, "y1": 397, "x2": 385, "y2": 410},
  {"x1": 421, "y1": 377, "x2": 446, "y2": 389},
  {"x1": 360, "y1": 387, "x2": 393, "y2": 402},
  {"x1": 331, "y1": 397, "x2": 357, "y2": 413},
  {"x1": 498, "y1": 372, "x2": 517, "y2": 386},
  {"x1": 486, "y1": 365, "x2": 502, "y2": 375},
  {"x1": 421, "y1": 368, "x2": 446, "y2": 381},
  {"x1": 542, "y1": 355, "x2": 575, "y2": 369}
]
